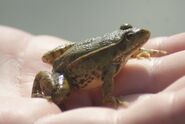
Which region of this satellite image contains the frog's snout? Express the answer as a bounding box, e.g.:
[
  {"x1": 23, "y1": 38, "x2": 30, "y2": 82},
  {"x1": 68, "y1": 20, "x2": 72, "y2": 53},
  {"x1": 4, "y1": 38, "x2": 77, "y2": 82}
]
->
[
  {"x1": 126, "y1": 28, "x2": 150, "y2": 42},
  {"x1": 138, "y1": 28, "x2": 150, "y2": 39},
  {"x1": 136, "y1": 28, "x2": 150, "y2": 38}
]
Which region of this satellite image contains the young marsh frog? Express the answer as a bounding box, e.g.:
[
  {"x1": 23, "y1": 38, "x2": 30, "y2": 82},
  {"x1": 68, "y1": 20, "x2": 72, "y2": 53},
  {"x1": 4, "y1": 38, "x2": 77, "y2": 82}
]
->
[{"x1": 32, "y1": 24, "x2": 165, "y2": 107}]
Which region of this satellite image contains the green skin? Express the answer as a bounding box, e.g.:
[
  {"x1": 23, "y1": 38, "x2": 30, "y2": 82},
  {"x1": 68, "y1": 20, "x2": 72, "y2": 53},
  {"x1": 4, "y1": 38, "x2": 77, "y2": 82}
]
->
[{"x1": 32, "y1": 24, "x2": 152, "y2": 106}]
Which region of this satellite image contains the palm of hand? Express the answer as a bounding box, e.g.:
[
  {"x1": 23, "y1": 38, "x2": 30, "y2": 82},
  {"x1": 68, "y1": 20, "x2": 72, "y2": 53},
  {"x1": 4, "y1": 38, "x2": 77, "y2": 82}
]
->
[{"x1": 1, "y1": 26, "x2": 185, "y2": 124}]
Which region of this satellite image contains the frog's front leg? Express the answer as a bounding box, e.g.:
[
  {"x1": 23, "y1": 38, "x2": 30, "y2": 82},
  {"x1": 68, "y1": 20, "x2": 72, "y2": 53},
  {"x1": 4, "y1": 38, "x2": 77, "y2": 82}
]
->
[
  {"x1": 31, "y1": 71, "x2": 56, "y2": 100},
  {"x1": 102, "y1": 65, "x2": 128, "y2": 107},
  {"x1": 132, "y1": 48, "x2": 167, "y2": 59}
]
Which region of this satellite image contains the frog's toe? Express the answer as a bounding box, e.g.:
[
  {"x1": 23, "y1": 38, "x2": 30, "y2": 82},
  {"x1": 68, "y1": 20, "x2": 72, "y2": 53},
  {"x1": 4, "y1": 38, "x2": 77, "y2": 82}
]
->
[
  {"x1": 133, "y1": 48, "x2": 167, "y2": 59},
  {"x1": 103, "y1": 96, "x2": 129, "y2": 108},
  {"x1": 115, "y1": 98, "x2": 129, "y2": 107},
  {"x1": 32, "y1": 92, "x2": 44, "y2": 98}
]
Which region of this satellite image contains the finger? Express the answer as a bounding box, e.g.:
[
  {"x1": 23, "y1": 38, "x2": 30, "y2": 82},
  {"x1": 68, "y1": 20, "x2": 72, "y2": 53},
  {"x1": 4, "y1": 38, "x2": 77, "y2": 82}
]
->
[
  {"x1": 163, "y1": 76, "x2": 185, "y2": 92},
  {"x1": 0, "y1": 26, "x2": 71, "y2": 97},
  {"x1": 117, "y1": 88, "x2": 185, "y2": 124},
  {"x1": 115, "y1": 50, "x2": 185, "y2": 95},
  {"x1": 35, "y1": 107, "x2": 116, "y2": 124},
  {"x1": 0, "y1": 97, "x2": 60, "y2": 124},
  {"x1": 144, "y1": 33, "x2": 185, "y2": 54},
  {"x1": 0, "y1": 26, "x2": 31, "y2": 55},
  {"x1": 0, "y1": 26, "x2": 70, "y2": 73},
  {"x1": 0, "y1": 26, "x2": 32, "y2": 97},
  {"x1": 34, "y1": 89, "x2": 185, "y2": 124}
]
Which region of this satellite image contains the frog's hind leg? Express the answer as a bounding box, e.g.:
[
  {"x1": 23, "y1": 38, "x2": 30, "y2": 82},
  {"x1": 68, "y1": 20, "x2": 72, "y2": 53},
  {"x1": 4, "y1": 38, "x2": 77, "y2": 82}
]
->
[
  {"x1": 42, "y1": 42, "x2": 74, "y2": 65},
  {"x1": 31, "y1": 71, "x2": 56, "y2": 100}
]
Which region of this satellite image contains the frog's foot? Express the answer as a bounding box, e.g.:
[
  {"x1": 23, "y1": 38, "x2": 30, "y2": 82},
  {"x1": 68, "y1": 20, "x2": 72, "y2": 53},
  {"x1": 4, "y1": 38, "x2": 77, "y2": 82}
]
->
[
  {"x1": 31, "y1": 71, "x2": 55, "y2": 101},
  {"x1": 32, "y1": 92, "x2": 44, "y2": 98},
  {"x1": 132, "y1": 48, "x2": 167, "y2": 59},
  {"x1": 103, "y1": 96, "x2": 129, "y2": 108}
]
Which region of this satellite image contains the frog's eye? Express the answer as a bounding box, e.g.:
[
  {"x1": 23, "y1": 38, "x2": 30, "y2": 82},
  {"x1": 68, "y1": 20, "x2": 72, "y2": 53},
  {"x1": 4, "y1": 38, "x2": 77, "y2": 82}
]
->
[
  {"x1": 120, "y1": 24, "x2": 133, "y2": 30},
  {"x1": 124, "y1": 31, "x2": 135, "y2": 41}
]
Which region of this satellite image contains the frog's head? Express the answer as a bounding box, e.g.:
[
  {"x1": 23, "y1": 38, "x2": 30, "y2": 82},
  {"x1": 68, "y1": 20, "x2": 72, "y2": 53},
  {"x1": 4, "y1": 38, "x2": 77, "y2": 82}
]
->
[{"x1": 119, "y1": 24, "x2": 150, "y2": 54}]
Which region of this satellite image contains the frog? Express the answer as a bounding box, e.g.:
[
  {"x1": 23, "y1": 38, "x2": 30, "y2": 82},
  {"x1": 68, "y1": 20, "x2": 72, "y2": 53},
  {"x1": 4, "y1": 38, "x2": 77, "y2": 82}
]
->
[{"x1": 31, "y1": 24, "x2": 166, "y2": 107}]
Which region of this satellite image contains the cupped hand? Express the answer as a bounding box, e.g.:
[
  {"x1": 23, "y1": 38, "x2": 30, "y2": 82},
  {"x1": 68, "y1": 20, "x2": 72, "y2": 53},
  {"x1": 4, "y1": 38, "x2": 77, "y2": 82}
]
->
[{"x1": 0, "y1": 26, "x2": 185, "y2": 124}]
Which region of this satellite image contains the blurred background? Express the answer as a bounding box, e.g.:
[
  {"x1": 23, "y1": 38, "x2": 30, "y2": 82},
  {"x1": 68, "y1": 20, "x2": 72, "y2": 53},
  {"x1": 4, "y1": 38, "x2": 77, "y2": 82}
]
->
[{"x1": 0, "y1": 0, "x2": 184, "y2": 41}]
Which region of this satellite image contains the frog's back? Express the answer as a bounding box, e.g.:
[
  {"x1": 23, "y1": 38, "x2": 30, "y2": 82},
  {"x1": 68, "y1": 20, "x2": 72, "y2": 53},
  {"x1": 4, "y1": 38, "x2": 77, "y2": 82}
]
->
[{"x1": 53, "y1": 30, "x2": 124, "y2": 71}]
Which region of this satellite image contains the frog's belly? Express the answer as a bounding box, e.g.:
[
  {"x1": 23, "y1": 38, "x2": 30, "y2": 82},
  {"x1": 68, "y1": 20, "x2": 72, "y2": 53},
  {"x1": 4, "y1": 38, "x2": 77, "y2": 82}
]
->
[
  {"x1": 81, "y1": 78, "x2": 103, "y2": 90},
  {"x1": 70, "y1": 71, "x2": 103, "y2": 90}
]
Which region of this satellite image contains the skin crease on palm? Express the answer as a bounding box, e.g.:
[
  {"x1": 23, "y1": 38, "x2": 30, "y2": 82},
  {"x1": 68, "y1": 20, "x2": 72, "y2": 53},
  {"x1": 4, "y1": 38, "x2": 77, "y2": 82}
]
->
[{"x1": 1, "y1": 26, "x2": 185, "y2": 124}]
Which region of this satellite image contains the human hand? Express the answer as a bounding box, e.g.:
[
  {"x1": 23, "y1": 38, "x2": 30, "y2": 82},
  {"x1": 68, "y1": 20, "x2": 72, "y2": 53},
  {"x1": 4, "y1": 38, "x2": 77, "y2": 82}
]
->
[{"x1": 0, "y1": 26, "x2": 185, "y2": 124}]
